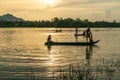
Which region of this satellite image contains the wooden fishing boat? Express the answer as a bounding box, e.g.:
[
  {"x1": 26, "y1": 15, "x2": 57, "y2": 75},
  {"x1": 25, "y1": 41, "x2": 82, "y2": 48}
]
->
[{"x1": 45, "y1": 40, "x2": 100, "y2": 46}]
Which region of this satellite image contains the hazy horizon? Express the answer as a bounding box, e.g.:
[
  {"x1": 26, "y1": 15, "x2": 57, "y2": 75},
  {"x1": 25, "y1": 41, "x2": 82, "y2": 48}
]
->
[{"x1": 0, "y1": 0, "x2": 120, "y2": 21}]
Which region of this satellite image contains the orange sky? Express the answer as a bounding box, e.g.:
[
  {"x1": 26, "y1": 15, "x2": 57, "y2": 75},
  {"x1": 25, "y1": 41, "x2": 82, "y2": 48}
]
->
[{"x1": 0, "y1": 0, "x2": 120, "y2": 21}]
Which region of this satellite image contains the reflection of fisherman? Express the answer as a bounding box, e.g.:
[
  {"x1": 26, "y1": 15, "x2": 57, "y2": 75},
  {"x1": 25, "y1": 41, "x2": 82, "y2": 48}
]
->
[
  {"x1": 86, "y1": 46, "x2": 92, "y2": 60},
  {"x1": 85, "y1": 28, "x2": 93, "y2": 42},
  {"x1": 86, "y1": 46, "x2": 93, "y2": 66},
  {"x1": 47, "y1": 35, "x2": 51, "y2": 45}
]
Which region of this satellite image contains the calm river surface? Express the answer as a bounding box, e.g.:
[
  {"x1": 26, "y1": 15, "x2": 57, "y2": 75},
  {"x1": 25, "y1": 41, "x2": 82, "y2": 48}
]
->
[{"x1": 0, "y1": 28, "x2": 120, "y2": 80}]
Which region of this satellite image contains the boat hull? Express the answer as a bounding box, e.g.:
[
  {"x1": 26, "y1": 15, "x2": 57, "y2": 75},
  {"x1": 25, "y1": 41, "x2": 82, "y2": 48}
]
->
[{"x1": 45, "y1": 40, "x2": 100, "y2": 46}]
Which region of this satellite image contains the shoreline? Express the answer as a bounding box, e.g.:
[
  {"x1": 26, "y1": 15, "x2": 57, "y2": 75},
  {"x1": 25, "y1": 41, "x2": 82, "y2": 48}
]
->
[{"x1": 0, "y1": 27, "x2": 120, "y2": 28}]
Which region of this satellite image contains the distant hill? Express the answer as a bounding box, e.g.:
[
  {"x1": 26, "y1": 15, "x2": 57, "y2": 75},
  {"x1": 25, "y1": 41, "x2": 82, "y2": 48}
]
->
[{"x1": 0, "y1": 14, "x2": 24, "y2": 21}]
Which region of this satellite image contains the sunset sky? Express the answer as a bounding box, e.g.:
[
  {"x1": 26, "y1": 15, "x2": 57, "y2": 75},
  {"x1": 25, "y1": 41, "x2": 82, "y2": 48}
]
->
[{"x1": 0, "y1": 0, "x2": 120, "y2": 21}]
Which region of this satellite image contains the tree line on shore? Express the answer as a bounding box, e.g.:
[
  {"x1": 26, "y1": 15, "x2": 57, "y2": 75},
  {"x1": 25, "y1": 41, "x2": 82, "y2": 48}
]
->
[{"x1": 0, "y1": 17, "x2": 120, "y2": 28}]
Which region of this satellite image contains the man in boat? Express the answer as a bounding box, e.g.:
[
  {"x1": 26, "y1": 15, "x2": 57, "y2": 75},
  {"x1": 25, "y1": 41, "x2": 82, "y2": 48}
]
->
[
  {"x1": 74, "y1": 27, "x2": 78, "y2": 36},
  {"x1": 75, "y1": 27, "x2": 78, "y2": 34},
  {"x1": 47, "y1": 35, "x2": 51, "y2": 45},
  {"x1": 85, "y1": 28, "x2": 93, "y2": 42}
]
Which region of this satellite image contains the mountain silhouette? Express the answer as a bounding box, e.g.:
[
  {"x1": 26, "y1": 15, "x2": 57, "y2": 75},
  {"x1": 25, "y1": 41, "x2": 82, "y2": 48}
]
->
[{"x1": 0, "y1": 14, "x2": 24, "y2": 21}]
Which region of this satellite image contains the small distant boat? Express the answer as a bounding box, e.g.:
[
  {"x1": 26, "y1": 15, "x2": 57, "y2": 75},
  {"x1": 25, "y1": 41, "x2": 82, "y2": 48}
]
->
[
  {"x1": 74, "y1": 33, "x2": 84, "y2": 36},
  {"x1": 56, "y1": 29, "x2": 62, "y2": 32},
  {"x1": 74, "y1": 27, "x2": 86, "y2": 37},
  {"x1": 45, "y1": 40, "x2": 100, "y2": 46}
]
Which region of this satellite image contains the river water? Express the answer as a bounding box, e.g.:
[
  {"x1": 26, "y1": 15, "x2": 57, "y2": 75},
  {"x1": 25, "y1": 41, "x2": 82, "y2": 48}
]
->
[{"x1": 0, "y1": 28, "x2": 120, "y2": 80}]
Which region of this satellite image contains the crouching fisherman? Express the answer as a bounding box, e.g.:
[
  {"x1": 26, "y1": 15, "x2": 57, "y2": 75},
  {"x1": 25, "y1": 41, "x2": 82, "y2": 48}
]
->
[{"x1": 47, "y1": 35, "x2": 52, "y2": 45}]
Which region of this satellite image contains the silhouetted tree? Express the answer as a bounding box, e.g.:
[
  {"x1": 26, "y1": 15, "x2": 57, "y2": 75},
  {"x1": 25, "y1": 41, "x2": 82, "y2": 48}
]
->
[{"x1": 0, "y1": 17, "x2": 120, "y2": 28}]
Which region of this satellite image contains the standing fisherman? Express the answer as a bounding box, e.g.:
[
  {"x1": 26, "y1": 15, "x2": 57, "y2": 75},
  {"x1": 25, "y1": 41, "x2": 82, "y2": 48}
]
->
[
  {"x1": 86, "y1": 28, "x2": 93, "y2": 42},
  {"x1": 75, "y1": 27, "x2": 78, "y2": 34},
  {"x1": 75, "y1": 27, "x2": 78, "y2": 36},
  {"x1": 47, "y1": 35, "x2": 51, "y2": 45}
]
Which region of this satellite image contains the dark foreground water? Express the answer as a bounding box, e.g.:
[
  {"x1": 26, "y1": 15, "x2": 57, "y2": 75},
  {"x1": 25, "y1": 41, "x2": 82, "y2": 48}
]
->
[{"x1": 0, "y1": 28, "x2": 120, "y2": 80}]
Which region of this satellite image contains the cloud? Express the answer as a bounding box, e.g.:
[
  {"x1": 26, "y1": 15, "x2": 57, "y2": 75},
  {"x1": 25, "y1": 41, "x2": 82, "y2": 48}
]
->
[
  {"x1": 53, "y1": 0, "x2": 120, "y2": 9},
  {"x1": 46, "y1": 0, "x2": 120, "y2": 20}
]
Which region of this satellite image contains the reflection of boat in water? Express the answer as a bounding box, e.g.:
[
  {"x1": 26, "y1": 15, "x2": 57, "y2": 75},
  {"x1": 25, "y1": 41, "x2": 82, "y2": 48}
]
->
[{"x1": 45, "y1": 40, "x2": 100, "y2": 46}]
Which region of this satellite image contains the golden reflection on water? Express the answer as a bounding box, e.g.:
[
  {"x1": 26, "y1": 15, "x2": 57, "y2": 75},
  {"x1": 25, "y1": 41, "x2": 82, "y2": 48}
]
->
[
  {"x1": 0, "y1": 28, "x2": 120, "y2": 79},
  {"x1": 49, "y1": 55, "x2": 54, "y2": 66}
]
